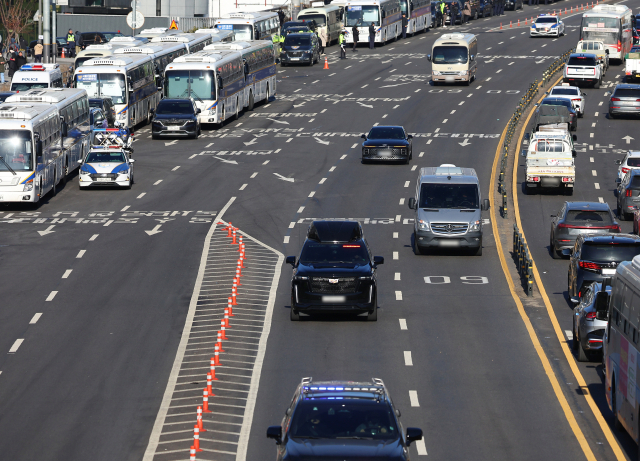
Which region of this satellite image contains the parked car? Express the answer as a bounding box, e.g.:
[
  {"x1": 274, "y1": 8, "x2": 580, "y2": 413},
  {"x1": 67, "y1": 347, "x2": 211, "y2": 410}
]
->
[
  {"x1": 505, "y1": 0, "x2": 523, "y2": 10},
  {"x1": 89, "y1": 97, "x2": 115, "y2": 127},
  {"x1": 27, "y1": 37, "x2": 67, "y2": 57},
  {"x1": 609, "y1": 83, "x2": 640, "y2": 118},
  {"x1": 0, "y1": 92, "x2": 15, "y2": 102},
  {"x1": 80, "y1": 31, "x2": 125, "y2": 47},
  {"x1": 616, "y1": 169, "x2": 640, "y2": 220},
  {"x1": 573, "y1": 281, "x2": 610, "y2": 361}
]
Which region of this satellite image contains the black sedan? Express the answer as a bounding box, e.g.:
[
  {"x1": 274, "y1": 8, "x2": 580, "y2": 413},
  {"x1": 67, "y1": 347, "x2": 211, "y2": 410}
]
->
[
  {"x1": 286, "y1": 221, "x2": 383, "y2": 321},
  {"x1": 361, "y1": 125, "x2": 412, "y2": 164},
  {"x1": 540, "y1": 97, "x2": 578, "y2": 131},
  {"x1": 549, "y1": 201, "x2": 620, "y2": 259},
  {"x1": 151, "y1": 98, "x2": 201, "y2": 139},
  {"x1": 280, "y1": 33, "x2": 320, "y2": 67}
]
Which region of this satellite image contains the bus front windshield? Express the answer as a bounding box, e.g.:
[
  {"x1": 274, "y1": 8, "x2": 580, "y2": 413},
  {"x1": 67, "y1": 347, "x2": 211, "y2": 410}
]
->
[
  {"x1": 581, "y1": 16, "x2": 620, "y2": 43},
  {"x1": 432, "y1": 46, "x2": 468, "y2": 64},
  {"x1": 217, "y1": 24, "x2": 253, "y2": 41},
  {"x1": 10, "y1": 82, "x2": 49, "y2": 92},
  {"x1": 0, "y1": 131, "x2": 33, "y2": 171},
  {"x1": 346, "y1": 5, "x2": 380, "y2": 26},
  {"x1": 76, "y1": 73, "x2": 126, "y2": 104},
  {"x1": 165, "y1": 70, "x2": 216, "y2": 102},
  {"x1": 298, "y1": 14, "x2": 327, "y2": 26}
]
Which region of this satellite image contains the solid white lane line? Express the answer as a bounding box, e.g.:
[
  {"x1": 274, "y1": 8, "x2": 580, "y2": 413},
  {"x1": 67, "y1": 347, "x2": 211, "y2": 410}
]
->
[
  {"x1": 137, "y1": 192, "x2": 146, "y2": 199},
  {"x1": 62, "y1": 270, "x2": 72, "y2": 279},
  {"x1": 46, "y1": 291, "x2": 58, "y2": 301},
  {"x1": 239, "y1": 184, "x2": 248, "y2": 190},
  {"x1": 399, "y1": 318, "x2": 408, "y2": 330},
  {"x1": 409, "y1": 390, "x2": 420, "y2": 407},
  {"x1": 284, "y1": 236, "x2": 290, "y2": 244},
  {"x1": 30, "y1": 313, "x2": 42, "y2": 324},
  {"x1": 77, "y1": 250, "x2": 86, "y2": 258},
  {"x1": 250, "y1": 172, "x2": 258, "y2": 178},
  {"x1": 416, "y1": 439, "x2": 428, "y2": 455},
  {"x1": 399, "y1": 198, "x2": 405, "y2": 205},
  {"x1": 404, "y1": 351, "x2": 413, "y2": 366},
  {"x1": 395, "y1": 291, "x2": 403, "y2": 300},
  {"x1": 8, "y1": 339, "x2": 24, "y2": 353},
  {"x1": 297, "y1": 206, "x2": 305, "y2": 213},
  {"x1": 595, "y1": 183, "x2": 600, "y2": 189},
  {"x1": 154, "y1": 180, "x2": 163, "y2": 186},
  {"x1": 404, "y1": 181, "x2": 410, "y2": 187},
  {"x1": 395, "y1": 272, "x2": 401, "y2": 280},
  {"x1": 393, "y1": 251, "x2": 399, "y2": 260},
  {"x1": 319, "y1": 178, "x2": 327, "y2": 184},
  {"x1": 89, "y1": 234, "x2": 99, "y2": 241},
  {"x1": 121, "y1": 205, "x2": 130, "y2": 211},
  {"x1": 393, "y1": 232, "x2": 399, "y2": 238}
]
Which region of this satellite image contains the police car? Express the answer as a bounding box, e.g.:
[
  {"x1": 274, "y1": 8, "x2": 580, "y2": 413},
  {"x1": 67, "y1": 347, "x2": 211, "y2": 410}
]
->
[
  {"x1": 78, "y1": 146, "x2": 134, "y2": 189},
  {"x1": 530, "y1": 14, "x2": 565, "y2": 37},
  {"x1": 10, "y1": 64, "x2": 63, "y2": 92},
  {"x1": 548, "y1": 84, "x2": 586, "y2": 117}
]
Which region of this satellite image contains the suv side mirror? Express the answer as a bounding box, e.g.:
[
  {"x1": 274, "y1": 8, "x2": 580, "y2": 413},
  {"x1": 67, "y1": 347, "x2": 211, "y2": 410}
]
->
[
  {"x1": 572, "y1": 134, "x2": 577, "y2": 142},
  {"x1": 407, "y1": 134, "x2": 413, "y2": 140},
  {"x1": 470, "y1": 54, "x2": 475, "y2": 61},
  {"x1": 196, "y1": 108, "x2": 201, "y2": 114},
  {"x1": 373, "y1": 255, "x2": 384, "y2": 265},
  {"x1": 408, "y1": 197, "x2": 416, "y2": 209},
  {"x1": 595, "y1": 291, "x2": 610, "y2": 320},
  {"x1": 572, "y1": 150, "x2": 577, "y2": 158},
  {"x1": 361, "y1": 134, "x2": 367, "y2": 140},
  {"x1": 266, "y1": 426, "x2": 282, "y2": 444},
  {"x1": 616, "y1": 178, "x2": 622, "y2": 184},
  {"x1": 616, "y1": 159, "x2": 622, "y2": 165},
  {"x1": 427, "y1": 54, "x2": 431, "y2": 62},
  {"x1": 406, "y1": 427, "x2": 423, "y2": 446},
  {"x1": 482, "y1": 198, "x2": 490, "y2": 211},
  {"x1": 286, "y1": 256, "x2": 296, "y2": 266}
]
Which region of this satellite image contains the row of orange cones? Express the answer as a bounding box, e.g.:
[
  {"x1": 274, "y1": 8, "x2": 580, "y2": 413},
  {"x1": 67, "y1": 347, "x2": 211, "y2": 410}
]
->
[{"x1": 499, "y1": 1, "x2": 598, "y2": 29}]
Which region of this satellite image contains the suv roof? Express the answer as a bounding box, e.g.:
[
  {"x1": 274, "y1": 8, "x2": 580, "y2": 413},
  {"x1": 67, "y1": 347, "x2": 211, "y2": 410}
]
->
[
  {"x1": 307, "y1": 220, "x2": 363, "y2": 242},
  {"x1": 579, "y1": 233, "x2": 640, "y2": 244},
  {"x1": 565, "y1": 201, "x2": 611, "y2": 211},
  {"x1": 300, "y1": 377, "x2": 388, "y2": 401}
]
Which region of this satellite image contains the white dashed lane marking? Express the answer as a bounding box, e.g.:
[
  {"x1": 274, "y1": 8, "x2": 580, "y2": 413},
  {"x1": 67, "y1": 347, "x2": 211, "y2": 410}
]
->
[
  {"x1": 565, "y1": 330, "x2": 573, "y2": 340},
  {"x1": 595, "y1": 183, "x2": 600, "y2": 190},
  {"x1": 599, "y1": 197, "x2": 604, "y2": 203},
  {"x1": 239, "y1": 184, "x2": 248, "y2": 190},
  {"x1": 592, "y1": 170, "x2": 597, "y2": 176},
  {"x1": 284, "y1": 236, "x2": 290, "y2": 243},
  {"x1": 46, "y1": 291, "x2": 58, "y2": 301},
  {"x1": 416, "y1": 439, "x2": 428, "y2": 455},
  {"x1": 89, "y1": 234, "x2": 99, "y2": 241},
  {"x1": 8, "y1": 339, "x2": 24, "y2": 354},
  {"x1": 154, "y1": 180, "x2": 163, "y2": 186},
  {"x1": 409, "y1": 390, "x2": 420, "y2": 407},
  {"x1": 62, "y1": 270, "x2": 72, "y2": 279},
  {"x1": 172, "y1": 166, "x2": 180, "y2": 171},
  {"x1": 404, "y1": 181, "x2": 410, "y2": 187},
  {"x1": 399, "y1": 198, "x2": 405, "y2": 205},
  {"x1": 30, "y1": 313, "x2": 42, "y2": 324},
  {"x1": 399, "y1": 318, "x2": 408, "y2": 330},
  {"x1": 395, "y1": 291, "x2": 403, "y2": 300},
  {"x1": 393, "y1": 251, "x2": 399, "y2": 260},
  {"x1": 250, "y1": 172, "x2": 258, "y2": 178},
  {"x1": 404, "y1": 351, "x2": 413, "y2": 366},
  {"x1": 395, "y1": 272, "x2": 401, "y2": 280},
  {"x1": 309, "y1": 191, "x2": 316, "y2": 197},
  {"x1": 137, "y1": 192, "x2": 146, "y2": 199},
  {"x1": 121, "y1": 205, "x2": 130, "y2": 212},
  {"x1": 393, "y1": 232, "x2": 399, "y2": 238},
  {"x1": 77, "y1": 250, "x2": 86, "y2": 258}
]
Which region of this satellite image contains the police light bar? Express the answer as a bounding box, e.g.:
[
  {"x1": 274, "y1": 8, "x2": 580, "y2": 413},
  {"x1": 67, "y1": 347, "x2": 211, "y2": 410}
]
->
[{"x1": 20, "y1": 64, "x2": 45, "y2": 71}]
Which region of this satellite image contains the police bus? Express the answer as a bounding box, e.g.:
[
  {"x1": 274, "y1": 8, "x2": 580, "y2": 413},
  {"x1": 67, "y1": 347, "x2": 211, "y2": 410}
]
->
[
  {"x1": 74, "y1": 54, "x2": 158, "y2": 128},
  {"x1": 205, "y1": 40, "x2": 277, "y2": 111},
  {"x1": 75, "y1": 37, "x2": 147, "y2": 68},
  {"x1": 298, "y1": 5, "x2": 343, "y2": 47},
  {"x1": 195, "y1": 28, "x2": 236, "y2": 42},
  {"x1": 344, "y1": 0, "x2": 402, "y2": 44},
  {"x1": 0, "y1": 88, "x2": 90, "y2": 203},
  {"x1": 580, "y1": 4, "x2": 633, "y2": 63},
  {"x1": 164, "y1": 50, "x2": 245, "y2": 125},
  {"x1": 215, "y1": 12, "x2": 280, "y2": 41},
  {"x1": 114, "y1": 43, "x2": 188, "y2": 90},
  {"x1": 150, "y1": 32, "x2": 214, "y2": 53},
  {"x1": 10, "y1": 63, "x2": 64, "y2": 92},
  {"x1": 401, "y1": 0, "x2": 431, "y2": 35}
]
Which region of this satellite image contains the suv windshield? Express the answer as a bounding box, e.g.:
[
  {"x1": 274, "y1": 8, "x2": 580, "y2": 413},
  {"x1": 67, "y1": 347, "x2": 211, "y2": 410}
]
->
[
  {"x1": 289, "y1": 400, "x2": 398, "y2": 440},
  {"x1": 285, "y1": 35, "x2": 311, "y2": 46},
  {"x1": 419, "y1": 183, "x2": 479, "y2": 209},
  {"x1": 581, "y1": 243, "x2": 640, "y2": 262},
  {"x1": 432, "y1": 46, "x2": 468, "y2": 64},
  {"x1": 568, "y1": 56, "x2": 597, "y2": 66},
  {"x1": 156, "y1": 100, "x2": 195, "y2": 115},
  {"x1": 367, "y1": 127, "x2": 405, "y2": 139},
  {"x1": 299, "y1": 241, "x2": 371, "y2": 265}
]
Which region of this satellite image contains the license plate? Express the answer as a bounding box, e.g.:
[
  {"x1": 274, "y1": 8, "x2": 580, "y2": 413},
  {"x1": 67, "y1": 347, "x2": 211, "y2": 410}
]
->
[
  {"x1": 290, "y1": 57, "x2": 300, "y2": 60},
  {"x1": 602, "y1": 268, "x2": 617, "y2": 275},
  {"x1": 168, "y1": 126, "x2": 181, "y2": 130},
  {"x1": 96, "y1": 178, "x2": 112, "y2": 182},
  {"x1": 322, "y1": 295, "x2": 346, "y2": 303},
  {"x1": 379, "y1": 150, "x2": 392, "y2": 156}
]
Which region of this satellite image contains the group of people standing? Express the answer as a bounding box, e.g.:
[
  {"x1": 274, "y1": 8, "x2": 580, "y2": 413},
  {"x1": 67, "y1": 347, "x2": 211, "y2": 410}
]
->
[{"x1": 0, "y1": 37, "x2": 42, "y2": 84}]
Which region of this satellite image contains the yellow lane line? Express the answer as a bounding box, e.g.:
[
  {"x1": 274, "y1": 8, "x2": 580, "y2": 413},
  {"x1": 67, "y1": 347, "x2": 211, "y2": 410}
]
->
[
  {"x1": 490, "y1": 79, "x2": 597, "y2": 461},
  {"x1": 511, "y1": 77, "x2": 627, "y2": 460}
]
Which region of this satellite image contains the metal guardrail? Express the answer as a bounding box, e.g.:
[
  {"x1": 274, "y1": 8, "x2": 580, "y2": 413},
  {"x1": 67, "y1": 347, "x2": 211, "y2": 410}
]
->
[{"x1": 513, "y1": 224, "x2": 534, "y2": 296}]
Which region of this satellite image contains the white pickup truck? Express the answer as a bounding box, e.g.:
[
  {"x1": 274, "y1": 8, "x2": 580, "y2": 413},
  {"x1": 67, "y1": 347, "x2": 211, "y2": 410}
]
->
[
  {"x1": 525, "y1": 126, "x2": 577, "y2": 195},
  {"x1": 625, "y1": 52, "x2": 640, "y2": 83}
]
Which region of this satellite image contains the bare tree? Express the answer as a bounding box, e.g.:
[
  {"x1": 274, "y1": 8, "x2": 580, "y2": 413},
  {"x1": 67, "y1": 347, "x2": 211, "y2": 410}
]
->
[{"x1": 0, "y1": 0, "x2": 37, "y2": 48}]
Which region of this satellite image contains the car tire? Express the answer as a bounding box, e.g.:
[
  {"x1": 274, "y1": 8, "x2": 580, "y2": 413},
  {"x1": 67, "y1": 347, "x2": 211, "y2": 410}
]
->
[
  {"x1": 619, "y1": 205, "x2": 626, "y2": 221},
  {"x1": 564, "y1": 186, "x2": 573, "y2": 196},
  {"x1": 248, "y1": 92, "x2": 255, "y2": 111},
  {"x1": 367, "y1": 300, "x2": 378, "y2": 321},
  {"x1": 51, "y1": 173, "x2": 57, "y2": 197},
  {"x1": 613, "y1": 381, "x2": 624, "y2": 430},
  {"x1": 577, "y1": 337, "x2": 589, "y2": 362},
  {"x1": 551, "y1": 240, "x2": 561, "y2": 259},
  {"x1": 152, "y1": 134, "x2": 159, "y2": 140},
  {"x1": 281, "y1": 62, "x2": 287, "y2": 67},
  {"x1": 413, "y1": 233, "x2": 424, "y2": 255},
  {"x1": 594, "y1": 79, "x2": 601, "y2": 89},
  {"x1": 234, "y1": 100, "x2": 239, "y2": 120},
  {"x1": 609, "y1": 111, "x2": 616, "y2": 119},
  {"x1": 474, "y1": 244, "x2": 482, "y2": 256},
  {"x1": 572, "y1": 324, "x2": 579, "y2": 351}
]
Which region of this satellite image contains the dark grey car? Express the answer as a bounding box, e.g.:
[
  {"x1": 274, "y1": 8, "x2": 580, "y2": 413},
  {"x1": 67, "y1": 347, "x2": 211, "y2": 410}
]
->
[
  {"x1": 616, "y1": 169, "x2": 640, "y2": 220},
  {"x1": 549, "y1": 201, "x2": 620, "y2": 259},
  {"x1": 572, "y1": 281, "x2": 610, "y2": 361},
  {"x1": 609, "y1": 84, "x2": 640, "y2": 118}
]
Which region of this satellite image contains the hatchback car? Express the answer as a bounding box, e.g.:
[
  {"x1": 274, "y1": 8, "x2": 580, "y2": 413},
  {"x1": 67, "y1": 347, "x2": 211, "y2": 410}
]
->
[
  {"x1": 80, "y1": 31, "x2": 125, "y2": 47},
  {"x1": 615, "y1": 151, "x2": 640, "y2": 182},
  {"x1": 548, "y1": 85, "x2": 586, "y2": 117},
  {"x1": 361, "y1": 125, "x2": 413, "y2": 163},
  {"x1": 573, "y1": 280, "x2": 610, "y2": 361},
  {"x1": 280, "y1": 32, "x2": 320, "y2": 67},
  {"x1": 89, "y1": 97, "x2": 115, "y2": 127},
  {"x1": 286, "y1": 221, "x2": 383, "y2": 321},
  {"x1": 549, "y1": 201, "x2": 620, "y2": 259},
  {"x1": 616, "y1": 169, "x2": 640, "y2": 220},
  {"x1": 566, "y1": 234, "x2": 640, "y2": 303},
  {"x1": 267, "y1": 377, "x2": 423, "y2": 461},
  {"x1": 540, "y1": 97, "x2": 578, "y2": 130},
  {"x1": 609, "y1": 84, "x2": 640, "y2": 118},
  {"x1": 151, "y1": 98, "x2": 201, "y2": 139}
]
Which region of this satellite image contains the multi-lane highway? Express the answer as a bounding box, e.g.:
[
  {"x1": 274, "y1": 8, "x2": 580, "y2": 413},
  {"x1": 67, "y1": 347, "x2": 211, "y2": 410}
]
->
[{"x1": 1, "y1": 2, "x2": 638, "y2": 460}]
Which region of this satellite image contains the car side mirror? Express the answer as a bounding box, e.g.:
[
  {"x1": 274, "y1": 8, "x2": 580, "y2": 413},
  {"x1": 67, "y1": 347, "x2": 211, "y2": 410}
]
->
[
  {"x1": 266, "y1": 426, "x2": 282, "y2": 444},
  {"x1": 149, "y1": 108, "x2": 155, "y2": 114},
  {"x1": 196, "y1": 108, "x2": 201, "y2": 114},
  {"x1": 395, "y1": 409, "x2": 401, "y2": 417},
  {"x1": 408, "y1": 197, "x2": 416, "y2": 209},
  {"x1": 615, "y1": 159, "x2": 622, "y2": 165},
  {"x1": 427, "y1": 54, "x2": 431, "y2": 62},
  {"x1": 286, "y1": 256, "x2": 296, "y2": 266},
  {"x1": 78, "y1": 159, "x2": 83, "y2": 164},
  {"x1": 361, "y1": 134, "x2": 367, "y2": 140},
  {"x1": 406, "y1": 427, "x2": 423, "y2": 446},
  {"x1": 616, "y1": 178, "x2": 622, "y2": 184},
  {"x1": 582, "y1": 92, "x2": 587, "y2": 96},
  {"x1": 572, "y1": 150, "x2": 577, "y2": 158},
  {"x1": 470, "y1": 54, "x2": 475, "y2": 61},
  {"x1": 373, "y1": 255, "x2": 384, "y2": 265},
  {"x1": 482, "y1": 198, "x2": 490, "y2": 211},
  {"x1": 407, "y1": 134, "x2": 413, "y2": 140},
  {"x1": 129, "y1": 158, "x2": 135, "y2": 163},
  {"x1": 562, "y1": 248, "x2": 572, "y2": 257},
  {"x1": 595, "y1": 291, "x2": 610, "y2": 320},
  {"x1": 572, "y1": 134, "x2": 577, "y2": 142}
]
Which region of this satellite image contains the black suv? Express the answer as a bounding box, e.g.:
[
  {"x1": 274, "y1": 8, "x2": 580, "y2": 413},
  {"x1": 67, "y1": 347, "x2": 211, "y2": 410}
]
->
[
  {"x1": 566, "y1": 234, "x2": 640, "y2": 303},
  {"x1": 267, "y1": 378, "x2": 423, "y2": 461},
  {"x1": 89, "y1": 97, "x2": 115, "y2": 128},
  {"x1": 287, "y1": 221, "x2": 383, "y2": 321},
  {"x1": 280, "y1": 32, "x2": 320, "y2": 67},
  {"x1": 361, "y1": 125, "x2": 413, "y2": 164},
  {"x1": 151, "y1": 98, "x2": 201, "y2": 139}
]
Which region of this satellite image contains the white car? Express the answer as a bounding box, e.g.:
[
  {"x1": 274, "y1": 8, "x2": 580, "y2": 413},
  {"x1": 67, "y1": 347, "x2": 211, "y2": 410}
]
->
[
  {"x1": 79, "y1": 147, "x2": 134, "y2": 189},
  {"x1": 530, "y1": 14, "x2": 565, "y2": 37},
  {"x1": 548, "y1": 84, "x2": 586, "y2": 117},
  {"x1": 615, "y1": 151, "x2": 640, "y2": 182}
]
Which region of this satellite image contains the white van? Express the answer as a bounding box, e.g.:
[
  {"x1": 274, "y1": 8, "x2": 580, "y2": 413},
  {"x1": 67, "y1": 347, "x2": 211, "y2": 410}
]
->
[
  {"x1": 10, "y1": 63, "x2": 63, "y2": 92},
  {"x1": 427, "y1": 33, "x2": 477, "y2": 85}
]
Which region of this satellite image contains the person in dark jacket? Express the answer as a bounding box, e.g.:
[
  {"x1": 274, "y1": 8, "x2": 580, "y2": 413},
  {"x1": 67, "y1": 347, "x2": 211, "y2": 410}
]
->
[
  {"x1": 16, "y1": 51, "x2": 27, "y2": 68},
  {"x1": 369, "y1": 22, "x2": 375, "y2": 49},
  {"x1": 402, "y1": 14, "x2": 408, "y2": 38},
  {"x1": 449, "y1": 1, "x2": 459, "y2": 25},
  {"x1": 278, "y1": 9, "x2": 285, "y2": 26},
  {"x1": 8, "y1": 54, "x2": 17, "y2": 80},
  {"x1": 352, "y1": 21, "x2": 360, "y2": 51}
]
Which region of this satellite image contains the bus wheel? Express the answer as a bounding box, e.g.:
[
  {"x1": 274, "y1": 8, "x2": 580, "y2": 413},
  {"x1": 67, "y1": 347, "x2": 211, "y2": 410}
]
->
[
  {"x1": 266, "y1": 84, "x2": 271, "y2": 103},
  {"x1": 61, "y1": 162, "x2": 68, "y2": 186},
  {"x1": 52, "y1": 173, "x2": 57, "y2": 196},
  {"x1": 612, "y1": 380, "x2": 623, "y2": 430},
  {"x1": 248, "y1": 91, "x2": 255, "y2": 111},
  {"x1": 234, "y1": 99, "x2": 239, "y2": 120}
]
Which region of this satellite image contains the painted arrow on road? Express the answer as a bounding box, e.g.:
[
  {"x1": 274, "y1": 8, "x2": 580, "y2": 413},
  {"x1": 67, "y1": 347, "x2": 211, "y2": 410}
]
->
[
  {"x1": 357, "y1": 102, "x2": 373, "y2": 108},
  {"x1": 37, "y1": 225, "x2": 56, "y2": 236},
  {"x1": 458, "y1": 139, "x2": 472, "y2": 147},
  {"x1": 293, "y1": 102, "x2": 306, "y2": 108},
  {"x1": 243, "y1": 138, "x2": 259, "y2": 146},
  {"x1": 214, "y1": 156, "x2": 239, "y2": 164},
  {"x1": 274, "y1": 173, "x2": 294, "y2": 182},
  {"x1": 379, "y1": 83, "x2": 410, "y2": 88},
  {"x1": 623, "y1": 135, "x2": 635, "y2": 144},
  {"x1": 266, "y1": 118, "x2": 290, "y2": 125},
  {"x1": 145, "y1": 225, "x2": 163, "y2": 236},
  {"x1": 314, "y1": 138, "x2": 330, "y2": 145},
  {"x1": 164, "y1": 140, "x2": 179, "y2": 147}
]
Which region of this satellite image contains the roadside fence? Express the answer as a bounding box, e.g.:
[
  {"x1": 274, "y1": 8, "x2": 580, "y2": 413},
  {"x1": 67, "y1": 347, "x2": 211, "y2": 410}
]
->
[{"x1": 513, "y1": 224, "x2": 534, "y2": 296}]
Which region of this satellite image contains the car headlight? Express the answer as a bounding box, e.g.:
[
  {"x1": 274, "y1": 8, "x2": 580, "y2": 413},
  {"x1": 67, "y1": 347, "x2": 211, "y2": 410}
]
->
[
  {"x1": 432, "y1": 70, "x2": 441, "y2": 76},
  {"x1": 23, "y1": 182, "x2": 33, "y2": 191},
  {"x1": 79, "y1": 167, "x2": 90, "y2": 175},
  {"x1": 117, "y1": 111, "x2": 127, "y2": 120},
  {"x1": 117, "y1": 168, "x2": 129, "y2": 175},
  {"x1": 469, "y1": 220, "x2": 481, "y2": 231},
  {"x1": 458, "y1": 70, "x2": 468, "y2": 76},
  {"x1": 293, "y1": 275, "x2": 308, "y2": 281},
  {"x1": 418, "y1": 220, "x2": 430, "y2": 230}
]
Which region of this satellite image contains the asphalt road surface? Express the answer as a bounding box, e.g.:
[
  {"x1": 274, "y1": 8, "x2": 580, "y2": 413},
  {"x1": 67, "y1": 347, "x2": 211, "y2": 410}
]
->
[{"x1": 0, "y1": 1, "x2": 638, "y2": 460}]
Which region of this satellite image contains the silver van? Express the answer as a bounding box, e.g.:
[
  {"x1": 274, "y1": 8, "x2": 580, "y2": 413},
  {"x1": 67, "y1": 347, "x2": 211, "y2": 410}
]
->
[{"x1": 407, "y1": 164, "x2": 489, "y2": 255}]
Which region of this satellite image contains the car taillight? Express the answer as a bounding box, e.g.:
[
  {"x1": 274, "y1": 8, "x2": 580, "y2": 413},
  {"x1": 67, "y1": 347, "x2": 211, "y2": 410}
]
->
[
  {"x1": 571, "y1": 98, "x2": 581, "y2": 102},
  {"x1": 558, "y1": 223, "x2": 579, "y2": 229},
  {"x1": 579, "y1": 261, "x2": 601, "y2": 271},
  {"x1": 618, "y1": 40, "x2": 622, "y2": 52},
  {"x1": 611, "y1": 97, "x2": 621, "y2": 101},
  {"x1": 627, "y1": 189, "x2": 633, "y2": 197},
  {"x1": 586, "y1": 312, "x2": 597, "y2": 320},
  {"x1": 622, "y1": 167, "x2": 630, "y2": 173}
]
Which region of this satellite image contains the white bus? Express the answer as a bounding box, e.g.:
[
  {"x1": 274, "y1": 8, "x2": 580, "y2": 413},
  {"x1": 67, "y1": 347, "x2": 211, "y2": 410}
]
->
[
  {"x1": 344, "y1": 0, "x2": 402, "y2": 44},
  {"x1": 0, "y1": 88, "x2": 90, "y2": 202},
  {"x1": 205, "y1": 40, "x2": 277, "y2": 111},
  {"x1": 75, "y1": 37, "x2": 146, "y2": 68},
  {"x1": 195, "y1": 28, "x2": 236, "y2": 42},
  {"x1": 150, "y1": 32, "x2": 214, "y2": 53},
  {"x1": 580, "y1": 4, "x2": 633, "y2": 62},
  {"x1": 215, "y1": 11, "x2": 280, "y2": 41},
  {"x1": 137, "y1": 28, "x2": 183, "y2": 39},
  {"x1": 401, "y1": 0, "x2": 431, "y2": 35},
  {"x1": 10, "y1": 63, "x2": 64, "y2": 92},
  {"x1": 164, "y1": 50, "x2": 245, "y2": 125},
  {"x1": 298, "y1": 5, "x2": 343, "y2": 47},
  {"x1": 74, "y1": 55, "x2": 159, "y2": 128},
  {"x1": 114, "y1": 43, "x2": 188, "y2": 89}
]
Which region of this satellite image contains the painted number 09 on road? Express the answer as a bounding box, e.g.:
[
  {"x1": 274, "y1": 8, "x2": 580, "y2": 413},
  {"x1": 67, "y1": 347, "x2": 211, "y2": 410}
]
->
[{"x1": 424, "y1": 276, "x2": 489, "y2": 284}]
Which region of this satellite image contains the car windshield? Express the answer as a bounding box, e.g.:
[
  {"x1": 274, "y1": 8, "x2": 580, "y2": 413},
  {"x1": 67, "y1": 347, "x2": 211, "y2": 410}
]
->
[
  {"x1": 0, "y1": 130, "x2": 33, "y2": 171},
  {"x1": 165, "y1": 70, "x2": 215, "y2": 101},
  {"x1": 419, "y1": 183, "x2": 479, "y2": 209},
  {"x1": 289, "y1": 400, "x2": 398, "y2": 440},
  {"x1": 75, "y1": 73, "x2": 126, "y2": 104},
  {"x1": 627, "y1": 158, "x2": 640, "y2": 167},
  {"x1": 346, "y1": 5, "x2": 380, "y2": 26},
  {"x1": 367, "y1": 127, "x2": 405, "y2": 139},
  {"x1": 581, "y1": 243, "x2": 640, "y2": 262},
  {"x1": 156, "y1": 101, "x2": 194, "y2": 115},
  {"x1": 299, "y1": 242, "x2": 371, "y2": 265},
  {"x1": 10, "y1": 82, "x2": 49, "y2": 92},
  {"x1": 536, "y1": 18, "x2": 557, "y2": 24},
  {"x1": 298, "y1": 14, "x2": 326, "y2": 26},
  {"x1": 568, "y1": 56, "x2": 597, "y2": 66},
  {"x1": 284, "y1": 35, "x2": 311, "y2": 46},
  {"x1": 432, "y1": 46, "x2": 468, "y2": 64},
  {"x1": 85, "y1": 151, "x2": 127, "y2": 163},
  {"x1": 614, "y1": 88, "x2": 640, "y2": 98},
  {"x1": 565, "y1": 210, "x2": 612, "y2": 224},
  {"x1": 551, "y1": 88, "x2": 579, "y2": 96}
]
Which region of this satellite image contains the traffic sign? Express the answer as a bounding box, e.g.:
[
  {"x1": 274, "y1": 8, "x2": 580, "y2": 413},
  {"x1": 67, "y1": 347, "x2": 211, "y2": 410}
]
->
[
  {"x1": 169, "y1": 19, "x2": 179, "y2": 30},
  {"x1": 127, "y1": 10, "x2": 145, "y2": 29}
]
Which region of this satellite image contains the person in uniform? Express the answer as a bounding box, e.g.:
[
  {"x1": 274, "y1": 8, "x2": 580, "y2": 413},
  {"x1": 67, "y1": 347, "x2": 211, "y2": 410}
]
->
[
  {"x1": 66, "y1": 29, "x2": 76, "y2": 57},
  {"x1": 438, "y1": 0, "x2": 445, "y2": 27},
  {"x1": 369, "y1": 22, "x2": 375, "y2": 48},
  {"x1": 339, "y1": 30, "x2": 347, "y2": 59},
  {"x1": 352, "y1": 21, "x2": 360, "y2": 51},
  {"x1": 402, "y1": 14, "x2": 408, "y2": 38}
]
